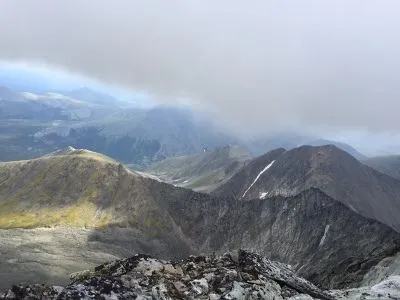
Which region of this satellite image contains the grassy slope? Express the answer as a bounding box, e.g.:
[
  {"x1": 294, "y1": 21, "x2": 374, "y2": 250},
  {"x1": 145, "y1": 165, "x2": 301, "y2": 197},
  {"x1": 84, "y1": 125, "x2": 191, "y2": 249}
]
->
[
  {"x1": 0, "y1": 150, "x2": 169, "y2": 233},
  {"x1": 147, "y1": 145, "x2": 252, "y2": 192}
]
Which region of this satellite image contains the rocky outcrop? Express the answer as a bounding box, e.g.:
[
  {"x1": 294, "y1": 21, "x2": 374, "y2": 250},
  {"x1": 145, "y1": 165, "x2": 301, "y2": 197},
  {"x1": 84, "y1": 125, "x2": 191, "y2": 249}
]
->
[{"x1": 0, "y1": 250, "x2": 333, "y2": 300}]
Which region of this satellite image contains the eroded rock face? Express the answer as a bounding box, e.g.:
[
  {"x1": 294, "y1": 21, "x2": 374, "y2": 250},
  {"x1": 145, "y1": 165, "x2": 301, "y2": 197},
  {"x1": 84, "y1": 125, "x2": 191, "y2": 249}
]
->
[{"x1": 0, "y1": 250, "x2": 333, "y2": 300}]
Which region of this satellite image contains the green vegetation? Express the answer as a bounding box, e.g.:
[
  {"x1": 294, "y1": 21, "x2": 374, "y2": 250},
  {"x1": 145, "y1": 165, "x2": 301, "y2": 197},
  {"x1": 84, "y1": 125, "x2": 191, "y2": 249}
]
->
[
  {"x1": 147, "y1": 145, "x2": 252, "y2": 192},
  {"x1": 0, "y1": 198, "x2": 112, "y2": 229},
  {"x1": 0, "y1": 150, "x2": 174, "y2": 235}
]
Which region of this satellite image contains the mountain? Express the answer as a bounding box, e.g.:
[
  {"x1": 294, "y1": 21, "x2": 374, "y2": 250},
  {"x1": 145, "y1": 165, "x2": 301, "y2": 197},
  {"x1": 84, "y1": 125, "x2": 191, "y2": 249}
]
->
[
  {"x1": 1, "y1": 84, "x2": 368, "y2": 168},
  {"x1": 0, "y1": 148, "x2": 201, "y2": 288},
  {"x1": 0, "y1": 86, "x2": 119, "y2": 123},
  {"x1": 364, "y1": 155, "x2": 400, "y2": 180},
  {"x1": 1, "y1": 148, "x2": 400, "y2": 291},
  {"x1": 306, "y1": 138, "x2": 367, "y2": 160},
  {"x1": 0, "y1": 95, "x2": 239, "y2": 166},
  {"x1": 212, "y1": 147, "x2": 286, "y2": 198},
  {"x1": 0, "y1": 147, "x2": 189, "y2": 241},
  {"x1": 0, "y1": 250, "x2": 333, "y2": 300},
  {"x1": 146, "y1": 145, "x2": 252, "y2": 192},
  {"x1": 35, "y1": 107, "x2": 239, "y2": 167},
  {"x1": 246, "y1": 134, "x2": 366, "y2": 160},
  {"x1": 169, "y1": 187, "x2": 400, "y2": 289},
  {"x1": 20, "y1": 91, "x2": 102, "y2": 120},
  {"x1": 213, "y1": 145, "x2": 400, "y2": 232},
  {"x1": 65, "y1": 87, "x2": 119, "y2": 106},
  {"x1": 0, "y1": 86, "x2": 21, "y2": 101},
  {"x1": 0, "y1": 86, "x2": 68, "y2": 120}
]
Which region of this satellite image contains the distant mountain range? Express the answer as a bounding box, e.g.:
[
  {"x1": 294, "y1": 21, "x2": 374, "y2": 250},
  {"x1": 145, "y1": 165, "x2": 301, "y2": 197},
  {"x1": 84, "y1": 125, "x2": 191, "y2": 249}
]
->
[
  {"x1": 1, "y1": 146, "x2": 400, "y2": 292},
  {"x1": 247, "y1": 134, "x2": 367, "y2": 160},
  {"x1": 0, "y1": 86, "x2": 121, "y2": 121},
  {"x1": 146, "y1": 145, "x2": 252, "y2": 192},
  {"x1": 0, "y1": 84, "x2": 375, "y2": 167},
  {"x1": 64, "y1": 87, "x2": 119, "y2": 106},
  {"x1": 2, "y1": 74, "x2": 400, "y2": 297},
  {"x1": 364, "y1": 155, "x2": 400, "y2": 180}
]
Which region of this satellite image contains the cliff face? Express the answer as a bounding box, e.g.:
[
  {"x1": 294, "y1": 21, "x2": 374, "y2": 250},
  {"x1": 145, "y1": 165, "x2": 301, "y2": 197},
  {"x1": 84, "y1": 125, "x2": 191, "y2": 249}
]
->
[{"x1": 164, "y1": 188, "x2": 400, "y2": 289}]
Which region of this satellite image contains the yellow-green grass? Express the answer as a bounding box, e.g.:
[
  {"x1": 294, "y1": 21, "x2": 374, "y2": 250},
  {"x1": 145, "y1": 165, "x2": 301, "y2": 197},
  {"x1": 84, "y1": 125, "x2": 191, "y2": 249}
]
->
[{"x1": 0, "y1": 198, "x2": 112, "y2": 229}]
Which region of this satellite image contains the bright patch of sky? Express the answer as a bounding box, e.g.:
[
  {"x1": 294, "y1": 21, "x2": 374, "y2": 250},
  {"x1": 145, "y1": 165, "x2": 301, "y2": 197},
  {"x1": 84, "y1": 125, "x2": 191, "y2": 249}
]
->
[{"x1": 0, "y1": 61, "x2": 153, "y2": 108}]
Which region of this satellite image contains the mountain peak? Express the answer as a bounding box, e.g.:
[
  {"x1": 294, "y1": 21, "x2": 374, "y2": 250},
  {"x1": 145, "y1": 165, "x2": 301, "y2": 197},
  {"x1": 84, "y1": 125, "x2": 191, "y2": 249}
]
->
[
  {"x1": 215, "y1": 144, "x2": 400, "y2": 232},
  {"x1": 66, "y1": 87, "x2": 117, "y2": 105},
  {"x1": 286, "y1": 144, "x2": 359, "y2": 167},
  {"x1": 47, "y1": 146, "x2": 118, "y2": 165},
  {"x1": 304, "y1": 139, "x2": 367, "y2": 160}
]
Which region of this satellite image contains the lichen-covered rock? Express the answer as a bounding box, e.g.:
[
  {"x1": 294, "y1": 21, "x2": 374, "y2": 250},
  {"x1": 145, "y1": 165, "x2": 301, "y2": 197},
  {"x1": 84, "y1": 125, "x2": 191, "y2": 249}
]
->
[{"x1": 0, "y1": 250, "x2": 333, "y2": 300}]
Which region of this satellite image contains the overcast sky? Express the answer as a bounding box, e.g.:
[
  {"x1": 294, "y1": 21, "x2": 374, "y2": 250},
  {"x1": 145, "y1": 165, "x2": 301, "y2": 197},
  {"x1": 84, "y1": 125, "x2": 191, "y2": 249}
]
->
[{"x1": 1, "y1": 1, "x2": 400, "y2": 136}]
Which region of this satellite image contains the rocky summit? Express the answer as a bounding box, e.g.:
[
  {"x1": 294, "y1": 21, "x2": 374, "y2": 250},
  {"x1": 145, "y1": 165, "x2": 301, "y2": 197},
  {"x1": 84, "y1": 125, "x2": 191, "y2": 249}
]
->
[{"x1": 0, "y1": 250, "x2": 333, "y2": 300}]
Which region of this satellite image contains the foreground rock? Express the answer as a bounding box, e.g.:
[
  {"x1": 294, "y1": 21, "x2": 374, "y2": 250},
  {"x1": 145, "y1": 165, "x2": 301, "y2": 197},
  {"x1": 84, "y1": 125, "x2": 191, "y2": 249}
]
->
[{"x1": 0, "y1": 250, "x2": 333, "y2": 300}]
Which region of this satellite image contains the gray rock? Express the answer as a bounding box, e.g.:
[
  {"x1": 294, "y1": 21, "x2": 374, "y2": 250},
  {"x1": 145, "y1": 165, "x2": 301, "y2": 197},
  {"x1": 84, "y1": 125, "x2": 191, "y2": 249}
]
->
[{"x1": 0, "y1": 250, "x2": 332, "y2": 300}]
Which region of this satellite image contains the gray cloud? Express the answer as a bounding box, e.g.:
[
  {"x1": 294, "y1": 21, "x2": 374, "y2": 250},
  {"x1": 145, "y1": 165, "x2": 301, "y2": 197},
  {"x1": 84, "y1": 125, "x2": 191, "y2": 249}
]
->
[{"x1": 1, "y1": 0, "x2": 400, "y2": 135}]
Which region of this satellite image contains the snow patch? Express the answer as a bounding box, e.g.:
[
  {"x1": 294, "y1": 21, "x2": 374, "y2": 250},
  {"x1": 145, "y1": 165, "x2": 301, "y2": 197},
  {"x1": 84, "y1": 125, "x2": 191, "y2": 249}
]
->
[
  {"x1": 319, "y1": 225, "x2": 330, "y2": 246},
  {"x1": 260, "y1": 192, "x2": 268, "y2": 199},
  {"x1": 348, "y1": 204, "x2": 358, "y2": 213},
  {"x1": 21, "y1": 92, "x2": 39, "y2": 100},
  {"x1": 242, "y1": 160, "x2": 275, "y2": 198}
]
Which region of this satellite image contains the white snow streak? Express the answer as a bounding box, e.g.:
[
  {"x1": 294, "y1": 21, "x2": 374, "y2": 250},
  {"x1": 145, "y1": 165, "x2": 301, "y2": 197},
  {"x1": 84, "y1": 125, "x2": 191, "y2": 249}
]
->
[
  {"x1": 242, "y1": 160, "x2": 275, "y2": 198},
  {"x1": 319, "y1": 225, "x2": 330, "y2": 246},
  {"x1": 259, "y1": 192, "x2": 268, "y2": 199}
]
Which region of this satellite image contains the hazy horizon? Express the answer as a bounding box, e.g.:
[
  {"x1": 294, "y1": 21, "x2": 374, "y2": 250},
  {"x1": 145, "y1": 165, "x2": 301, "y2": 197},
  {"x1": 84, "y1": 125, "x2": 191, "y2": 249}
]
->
[{"x1": 2, "y1": 1, "x2": 400, "y2": 154}]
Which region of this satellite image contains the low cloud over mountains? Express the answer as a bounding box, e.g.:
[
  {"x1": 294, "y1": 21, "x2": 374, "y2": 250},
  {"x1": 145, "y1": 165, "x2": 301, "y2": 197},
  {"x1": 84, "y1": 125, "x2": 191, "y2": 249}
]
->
[{"x1": 1, "y1": 1, "x2": 400, "y2": 135}]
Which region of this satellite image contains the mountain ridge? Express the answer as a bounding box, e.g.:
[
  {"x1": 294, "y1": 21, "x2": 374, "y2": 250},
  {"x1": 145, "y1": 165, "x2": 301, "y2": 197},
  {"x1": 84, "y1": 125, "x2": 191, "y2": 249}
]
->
[
  {"x1": 214, "y1": 144, "x2": 400, "y2": 232},
  {"x1": 167, "y1": 186, "x2": 400, "y2": 288},
  {"x1": 147, "y1": 144, "x2": 252, "y2": 192},
  {"x1": 364, "y1": 155, "x2": 400, "y2": 180},
  {"x1": 0, "y1": 148, "x2": 400, "y2": 290}
]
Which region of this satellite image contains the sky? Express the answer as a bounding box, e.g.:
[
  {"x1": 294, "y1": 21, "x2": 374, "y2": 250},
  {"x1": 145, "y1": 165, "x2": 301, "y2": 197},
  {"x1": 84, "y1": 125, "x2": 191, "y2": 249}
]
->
[
  {"x1": 0, "y1": 62, "x2": 154, "y2": 107},
  {"x1": 1, "y1": 1, "x2": 400, "y2": 141}
]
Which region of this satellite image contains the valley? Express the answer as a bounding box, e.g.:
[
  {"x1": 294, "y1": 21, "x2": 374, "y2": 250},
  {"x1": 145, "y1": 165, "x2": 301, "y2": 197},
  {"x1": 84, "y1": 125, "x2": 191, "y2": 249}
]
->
[
  {"x1": 2, "y1": 3, "x2": 400, "y2": 298},
  {"x1": 1, "y1": 86, "x2": 400, "y2": 299},
  {"x1": 0, "y1": 145, "x2": 400, "y2": 298},
  {"x1": 146, "y1": 145, "x2": 252, "y2": 192}
]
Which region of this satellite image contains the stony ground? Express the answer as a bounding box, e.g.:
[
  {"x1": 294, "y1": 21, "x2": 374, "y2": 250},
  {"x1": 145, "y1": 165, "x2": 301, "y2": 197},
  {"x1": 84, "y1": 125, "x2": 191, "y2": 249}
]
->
[
  {"x1": 0, "y1": 250, "x2": 333, "y2": 300},
  {"x1": 0, "y1": 227, "x2": 176, "y2": 291}
]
